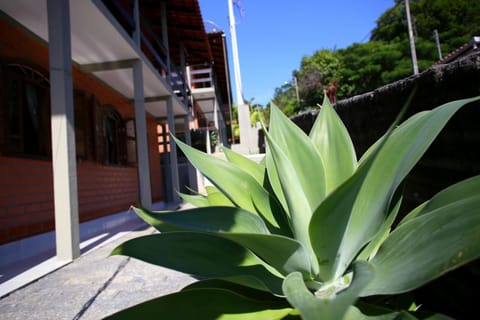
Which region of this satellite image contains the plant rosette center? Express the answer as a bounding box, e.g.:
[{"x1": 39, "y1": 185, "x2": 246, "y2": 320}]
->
[{"x1": 306, "y1": 272, "x2": 353, "y2": 299}]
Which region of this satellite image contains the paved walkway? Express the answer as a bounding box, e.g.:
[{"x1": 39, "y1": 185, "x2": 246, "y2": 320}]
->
[{"x1": 0, "y1": 209, "x2": 197, "y2": 319}]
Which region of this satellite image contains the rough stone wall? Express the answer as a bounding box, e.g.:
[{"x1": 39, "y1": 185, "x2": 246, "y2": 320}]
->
[{"x1": 292, "y1": 52, "x2": 480, "y2": 213}]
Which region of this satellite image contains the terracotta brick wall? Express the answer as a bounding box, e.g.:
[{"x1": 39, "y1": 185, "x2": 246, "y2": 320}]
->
[
  {"x1": 0, "y1": 16, "x2": 164, "y2": 244},
  {"x1": 0, "y1": 157, "x2": 54, "y2": 244}
]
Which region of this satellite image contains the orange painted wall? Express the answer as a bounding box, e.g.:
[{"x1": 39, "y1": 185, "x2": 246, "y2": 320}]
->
[{"x1": 0, "y1": 16, "x2": 164, "y2": 244}]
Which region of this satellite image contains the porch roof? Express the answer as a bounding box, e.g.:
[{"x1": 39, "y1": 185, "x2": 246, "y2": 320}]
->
[{"x1": 0, "y1": 0, "x2": 188, "y2": 118}]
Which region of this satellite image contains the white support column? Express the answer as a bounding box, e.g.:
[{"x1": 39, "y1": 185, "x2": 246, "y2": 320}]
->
[
  {"x1": 213, "y1": 98, "x2": 220, "y2": 148},
  {"x1": 167, "y1": 97, "x2": 181, "y2": 202},
  {"x1": 133, "y1": 60, "x2": 152, "y2": 209},
  {"x1": 160, "y1": 0, "x2": 171, "y2": 77},
  {"x1": 47, "y1": 0, "x2": 79, "y2": 261},
  {"x1": 184, "y1": 116, "x2": 197, "y2": 191},
  {"x1": 206, "y1": 128, "x2": 212, "y2": 155}
]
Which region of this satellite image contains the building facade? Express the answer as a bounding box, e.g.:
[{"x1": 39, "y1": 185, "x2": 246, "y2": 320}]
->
[{"x1": 0, "y1": 0, "x2": 231, "y2": 267}]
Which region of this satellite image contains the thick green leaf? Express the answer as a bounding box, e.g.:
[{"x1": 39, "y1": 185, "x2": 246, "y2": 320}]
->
[
  {"x1": 283, "y1": 261, "x2": 374, "y2": 320},
  {"x1": 104, "y1": 288, "x2": 293, "y2": 320},
  {"x1": 312, "y1": 96, "x2": 480, "y2": 281},
  {"x1": 342, "y1": 97, "x2": 480, "y2": 277},
  {"x1": 223, "y1": 146, "x2": 266, "y2": 185},
  {"x1": 265, "y1": 141, "x2": 289, "y2": 215},
  {"x1": 261, "y1": 169, "x2": 294, "y2": 238},
  {"x1": 264, "y1": 128, "x2": 318, "y2": 275},
  {"x1": 345, "y1": 305, "x2": 418, "y2": 320},
  {"x1": 357, "y1": 184, "x2": 404, "y2": 261},
  {"x1": 206, "y1": 186, "x2": 236, "y2": 206},
  {"x1": 268, "y1": 103, "x2": 327, "y2": 212},
  {"x1": 362, "y1": 194, "x2": 480, "y2": 296},
  {"x1": 310, "y1": 95, "x2": 357, "y2": 193},
  {"x1": 132, "y1": 207, "x2": 310, "y2": 277},
  {"x1": 182, "y1": 278, "x2": 289, "y2": 302},
  {"x1": 111, "y1": 232, "x2": 284, "y2": 295},
  {"x1": 223, "y1": 233, "x2": 313, "y2": 277},
  {"x1": 309, "y1": 93, "x2": 414, "y2": 281},
  {"x1": 173, "y1": 136, "x2": 280, "y2": 232},
  {"x1": 344, "y1": 306, "x2": 418, "y2": 320},
  {"x1": 132, "y1": 206, "x2": 270, "y2": 234},
  {"x1": 178, "y1": 191, "x2": 210, "y2": 207},
  {"x1": 309, "y1": 158, "x2": 374, "y2": 281},
  {"x1": 399, "y1": 175, "x2": 480, "y2": 225}
]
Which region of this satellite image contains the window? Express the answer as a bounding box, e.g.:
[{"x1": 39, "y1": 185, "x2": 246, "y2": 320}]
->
[
  {"x1": 125, "y1": 119, "x2": 137, "y2": 165},
  {"x1": 95, "y1": 104, "x2": 127, "y2": 166},
  {"x1": 74, "y1": 90, "x2": 88, "y2": 160},
  {"x1": 0, "y1": 63, "x2": 51, "y2": 158}
]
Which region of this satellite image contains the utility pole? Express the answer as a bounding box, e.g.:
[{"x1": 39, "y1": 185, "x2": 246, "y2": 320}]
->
[
  {"x1": 294, "y1": 76, "x2": 300, "y2": 107},
  {"x1": 434, "y1": 29, "x2": 443, "y2": 60},
  {"x1": 228, "y1": 0, "x2": 244, "y2": 105},
  {"x1": 228, "y1": 0, "x2": 255, "y2": 153},
  {"x1": 405, "y1": 0, "x2": 419, "y2": 75}
]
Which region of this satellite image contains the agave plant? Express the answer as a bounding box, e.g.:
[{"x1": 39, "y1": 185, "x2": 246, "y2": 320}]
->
[{"x1": 107, "y1": 95, "x2": 480, "y2": 319}]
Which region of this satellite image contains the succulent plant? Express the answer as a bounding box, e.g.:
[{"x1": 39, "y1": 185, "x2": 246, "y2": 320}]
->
[{"x1": 108, "y1": 95, "x2": 480, "y2": 319}]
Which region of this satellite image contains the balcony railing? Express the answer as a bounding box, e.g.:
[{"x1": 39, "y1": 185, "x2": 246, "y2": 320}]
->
[
  {"x1": 101, "y1": 0, "x2": 188, "y2": 100},
  {"x1": 189, "y1": 66, "x2": 213, "y2": 90}
]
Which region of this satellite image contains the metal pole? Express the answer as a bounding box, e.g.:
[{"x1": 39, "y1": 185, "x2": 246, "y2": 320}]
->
[
  {"x1": 434, "y1": 29, "x2": 443, "y2": 60},
  {"x1": 228, "y1": 0, "x2": 244, "y2": 105},
  {"x1": 228, "y1": 0, "x2": 251, "y2": 151},
  {"x1": 294, "y1": 76, "x2": 300, "y2": 106},
  {"x1": 405, "y1": 0, "x2": 419, "y2": 75}
]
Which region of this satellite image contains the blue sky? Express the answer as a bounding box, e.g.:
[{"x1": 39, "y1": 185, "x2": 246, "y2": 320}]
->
[{"x1": 198, "y1": 0, "x2": 395, "y2": 106}]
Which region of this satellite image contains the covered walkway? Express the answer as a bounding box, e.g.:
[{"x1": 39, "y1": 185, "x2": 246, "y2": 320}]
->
[{"x1": 0, "y1": 203, "x2": 196, "y2": 319}]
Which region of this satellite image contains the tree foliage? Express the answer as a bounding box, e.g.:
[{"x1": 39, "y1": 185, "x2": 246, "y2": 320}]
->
[{"x1": 272, "y1": 0, "x2": 480, "y2": 115}]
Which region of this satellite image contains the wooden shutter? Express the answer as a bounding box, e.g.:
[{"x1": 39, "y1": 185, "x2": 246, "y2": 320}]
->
[{"x1": 91, "y1": 95, "x2": 106, "y2": 164}]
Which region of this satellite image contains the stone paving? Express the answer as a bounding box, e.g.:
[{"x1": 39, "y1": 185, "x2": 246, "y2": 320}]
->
[{"x1": 0, "y1": 226, "x2": 196, "y2": 319}]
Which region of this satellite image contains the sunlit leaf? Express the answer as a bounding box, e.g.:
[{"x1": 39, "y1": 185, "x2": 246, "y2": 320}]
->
[
  {"x1": 178, "y1": 191, "x2": 209, "y2": 207},
  {"x1": 111, "y1": 232, "x2": 284, "y2": 295},
  {"x1": 206, "y1": 186, "x2": 236, "y2": 206},
  {"x1": 339, "y1": 97, "x2": 480, "y2": 278},
  {"x1": 173, "y1": 136, "x2": 280, "y2": 232},
  {"x1": 357, "y1": 183, "x2": 404, "y2": 261},
  {"x1": 265, "y1": 146, "x2": 289, "y2": 217},
  {"x1": 104, "y1": 288, "x2": 293, "y2": 320},
  {"x1": 223, "y1": 233, "x2": 312, "y2": 277},
  {"x1": 268, "y1": 103, "x2": 327, "y2": 212},
  {"x1": 133, "y1": 207, "x2": 310, "y2": 277},
  {"x1": 310, "y1": 95, "x2": 357, "y2": 193},
  {"x1": 132, "y1": 206, "x2": 270, "y2": 234},
  {"x1": 264, "y1": 127, "x2": 318, "y2": 275},
  {"x1": 223, "y1": 146, "x2": 266, "y2": 185},
  {"x1": 182, "y1": 278, "x2": 288, "y2": 302},
  {"x1": 399, "y1": 175, "x2": 480, "y2": 225},
  {"x1": 283, "y1": 261, "x2": 374, "y2": 320},
  {"x1": 362, "y1": 194, "x2": 480, "y2": 296},
  {"x1": 345, "y1": 305, "x2": 418, "y2": 319},
  {"x1": 309, "y1": 157, "x2": 375, "y2": 281}
]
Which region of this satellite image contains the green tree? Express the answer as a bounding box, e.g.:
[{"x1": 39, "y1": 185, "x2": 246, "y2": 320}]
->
[
  {"x1": 272, "y1": 82, "x2": 298, "y2": 117},
  {"x1": 337, "y1": 41, "x2": 406, "y2": 97},
  {"x1": 295, "y1": 50, "x2": 342, "y2": 107},
  {"x1": 273, "y1": 0, "x2": 480, "y2": 115}
]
